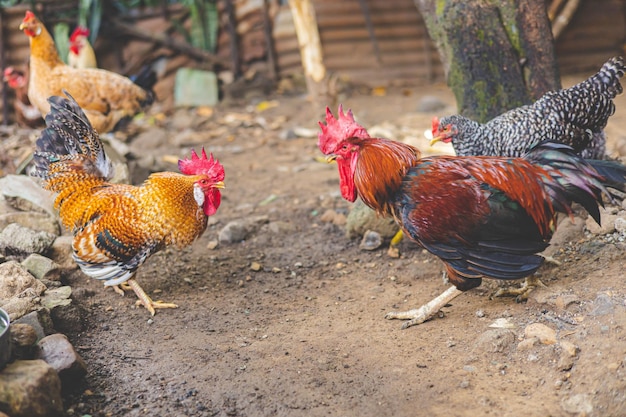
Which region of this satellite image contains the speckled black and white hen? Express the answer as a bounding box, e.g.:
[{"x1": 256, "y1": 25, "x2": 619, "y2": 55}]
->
[{"x1": 431, "y1": 56, "x2": 626, "y2": 160}]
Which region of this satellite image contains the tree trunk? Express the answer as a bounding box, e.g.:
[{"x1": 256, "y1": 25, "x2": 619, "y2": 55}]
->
[
  {"x1": 288, "y1": 0, "x2": 334, "y2": 113},
  {"x1": 415, "y1": 0, "x2": 560, "y2": 122}
]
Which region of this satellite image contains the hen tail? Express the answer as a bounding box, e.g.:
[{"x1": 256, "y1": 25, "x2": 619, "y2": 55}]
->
[
  {"x1": 32, "y1": 92, "x2": 113, "y2": 192},
  {"x1": 525, "y1": 141, "x2": 626, "y2": 225},
  {"x1": 556, "y1": 56, "x2": 625, "y2": 133},
  {"x1": 128, "y1": 57, "x2": 167, "y2": 107}
]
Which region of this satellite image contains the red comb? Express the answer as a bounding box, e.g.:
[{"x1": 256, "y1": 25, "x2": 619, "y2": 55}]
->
[
  {"x1": 178, "y1": 148, "x2": 225, "y2": 181},
  {"x1": 24, "y1": 10, "x2": 36, "y2": 21},
  {"x1": 431, "y1": 116, "x2": 440, "y2": 136},
  {"x1": 70, "y1": 26, "x2": 90, "y2": 42},
  {"x1": 317, "y1": 105, "x2": 370, "y2": 154}
]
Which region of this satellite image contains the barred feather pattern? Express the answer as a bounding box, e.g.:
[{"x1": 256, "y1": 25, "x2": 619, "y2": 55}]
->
[{"x1": 437, "y1": 57, "x2": 625, "y2": 159}]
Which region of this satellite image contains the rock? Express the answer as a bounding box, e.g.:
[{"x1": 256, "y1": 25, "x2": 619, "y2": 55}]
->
[
  {"x1": 10, "y1": 323, "x2": 37, "y2": 360},
  {"x1": 0, "y1": 297, "x2": 40, "y2": 322},
  {"x1": 561, "y1": 393, "x2": 593, "y2": 414},
  {"x1": 37, "y1": 333, "x2": 87, "y2": 387},
  {"x1": 616, "y1": 217, "x2": 626, "y2": 234},
  {"x1": 41, "y1": 286, "x2": 72, "y2": 311},
  {"x1": 46, "y1": 236, "x2": 78, "y2": 271},
  {"x1": 0, "y1": 359, "x2": 63, "y2": 417},
  {"x1": 345, "y1": 200, "x2": 398, "y2": 240},
  {"x1": 0, "y1": 224, "x2": 56, "y2": 259},
  {"x1": 319, "y1": 209, "x2": 347, "y2": 226},
  {"x1": 21, "y1": 254, "x2": 62, "y2": 282},
  {"x1": 585, "y1": 207, "x2": 617, "y2": 235},
  {"x1": 472, "y1": 328, "x2": 516, "y2": 354},
  {"x1": 0, "y1": 261, "x2": 47, "y2": 299},
  {"x1": 524, "y1": 323, "x2": 557, "y2": 345},
  {"x1": 0, "y1": 175, "x2": 56, "y2": 217},
  {"x1": 516, "y1": 338, "x2": 537, "y2": 351},
  {"x1": 219, "y1": 216, "x2": 270, "y2": 244},
  {"x1": 542, "y1": 217, "x2": 584, "y2": 258},
  {"x1": 0, "y1": 212, "x2": 60, "y2": 236},
  {"x1": 360, "y1": 230, "x2": 383, "y2": 251},
  {"x1": 14, "y1": 310, "x2": 54, "y2": 341},
  {"x1": 589, "y1": 293, "x2": 614, "y2": 316},
  {"x1": 557, "y1": 340, "x2": 578, "y2": 371}
]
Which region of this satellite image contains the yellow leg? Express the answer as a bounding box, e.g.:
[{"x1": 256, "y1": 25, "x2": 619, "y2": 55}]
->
[
  {"x1": 387, "y1": 229, "x2": 404, "y2": 258},
  {"x1": 125, "y1": 279, "x2": 178, "y2": 316}
]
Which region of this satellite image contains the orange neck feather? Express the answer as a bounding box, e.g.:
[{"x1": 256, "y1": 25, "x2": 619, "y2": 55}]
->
[
  {"x1": 354, "y1": 138, "x2": 420, "y2": 215},
  {"x1": 29, "y1": 22, "x2": 63, "y2": 66}
]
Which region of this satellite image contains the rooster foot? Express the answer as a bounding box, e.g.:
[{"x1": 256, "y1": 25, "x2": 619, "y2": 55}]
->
[
  {"x1": 490, "y1": 275, "x2": 546, "y2": 303},
  {"x1": 385, "y1": 286, "x2": 463, "y2": 329},
  {"x1": 541, "y1": 254, "x2": 562, "y2": 266},
  {"x1": 126, "y1": 278, "x2": 178, "y2": 316}
]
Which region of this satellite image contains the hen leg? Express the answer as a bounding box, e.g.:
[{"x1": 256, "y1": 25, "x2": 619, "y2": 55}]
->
[
  {"x1": 385, "y1": 286, "x2": 463, "y2": 329},
  {"x1": 125, "y1": 279, "x2": 178, "y2": 315},
  {"x1": 490, "y1": 275, "x2": 546, "y2": 302}
]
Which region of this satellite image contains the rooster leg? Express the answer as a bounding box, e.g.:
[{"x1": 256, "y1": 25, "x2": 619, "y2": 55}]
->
[
  {"x1": 387, "y1": 229, "x2": 404, "y2": 258},
  {"x1": 490, "y1": 275, "x2": 546, "y2": 302},
  {"x1": 385, "y1": 286, "x2": 463, "y2": 329},
  {"x1": 126, "y1": 279, "x2": 178, "y2": 316}
]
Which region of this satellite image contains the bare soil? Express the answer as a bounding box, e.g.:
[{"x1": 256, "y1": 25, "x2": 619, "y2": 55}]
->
[{"x1": 55, "y1": 77, "x2": 626, "y2": 417}]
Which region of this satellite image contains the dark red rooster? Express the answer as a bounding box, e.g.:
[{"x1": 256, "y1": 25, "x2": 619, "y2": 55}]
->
[
  {"x1": 319, "y1": 106, "x2": 626, "y2": 329},
  {"x1": 431, "y1": 56, "x2": 626, "y2": 160}
]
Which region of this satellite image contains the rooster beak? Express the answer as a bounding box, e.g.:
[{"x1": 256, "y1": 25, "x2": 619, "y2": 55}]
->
[
  {"x1": 325, "y1": 155, "x2": 337, "y2": 164},
  {"x1": 213, "y1": 181, "x2": 225, "y2": 189},
  {"x1": 19, "y1": 22, "x2": 26, "y2": 30}
]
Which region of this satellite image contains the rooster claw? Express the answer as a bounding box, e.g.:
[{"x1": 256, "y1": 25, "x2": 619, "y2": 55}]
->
[{"x1": 134, "y1": 299, "x2": 179, "y2": 316}]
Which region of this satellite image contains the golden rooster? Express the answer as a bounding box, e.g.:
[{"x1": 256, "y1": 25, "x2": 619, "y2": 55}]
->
[
  {"x1": 20, "y1": 11, "x2": 154, "y2": 134},
  {"x1": 68, "y1": 26, "x2": 97, "y2": 69},
  {"x1": 32, "y1": 93, "x2": 225, "y2": 315}
]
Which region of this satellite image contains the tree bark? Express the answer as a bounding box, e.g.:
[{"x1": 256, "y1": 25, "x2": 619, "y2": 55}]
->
[
  {"x1": 415, "y1": 0, "x2": 559, "y2": 122},
  {"x1": 288, "y1": 0, "x2": 334, "y2": 112}
]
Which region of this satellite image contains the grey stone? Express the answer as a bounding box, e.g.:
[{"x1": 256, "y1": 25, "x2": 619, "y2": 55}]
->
[
  {"x1": 589, "y1": 293, "x2": 614, "y2": 316},
  {"x1": 219, "y1": 216, "x2": 270, "y2": 244},
  {"x1": 0, "y1": 175, "x2": 56, "y2": 217},
  {"x1": 472, "y1": 328, "x2": 516, "y2": 354},
  {"x1": 561, "y1": 393, "x2": 593, "y2": 414},
  {"x1": 360, "y1": 230, "x2": 383, "y2": 251},
  {"x1": 21, "y1": 254, "x2": 62, "y2": 282},
  {"x1": 0, "y1": 224, "x2": 56, "y2": 259},
  {"x1": 0, "y1": 212, "x2": 60, "y2": 236},
  {"x1": 14, "y1": 310, "x2": 54, "y2": 341},
  {"x1": 0, "y1": 359, "x2": 63, "y2": 417}
]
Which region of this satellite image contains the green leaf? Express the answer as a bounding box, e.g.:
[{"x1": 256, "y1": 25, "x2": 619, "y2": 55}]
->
[{"x1": 53, "y1": 23, "x2": 71, "y2": 64}]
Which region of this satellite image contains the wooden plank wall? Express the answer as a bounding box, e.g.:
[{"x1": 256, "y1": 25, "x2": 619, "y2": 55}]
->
[{"x1": 1, "y1": 0, "x2": 625, "y2": 123}]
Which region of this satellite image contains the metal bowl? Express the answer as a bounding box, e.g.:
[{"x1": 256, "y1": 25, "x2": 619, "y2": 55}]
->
[{"x1": 0, "y1": 308, "x2": 10, "y2": 370}]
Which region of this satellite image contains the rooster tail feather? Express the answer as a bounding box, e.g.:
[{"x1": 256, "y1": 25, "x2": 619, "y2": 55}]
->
[
  {"x1": 525, "y1": 141, "x2": 626, "y2": 225},
  {"x1": 32, "y1": 92, "x2": 112, "y2": 185}
]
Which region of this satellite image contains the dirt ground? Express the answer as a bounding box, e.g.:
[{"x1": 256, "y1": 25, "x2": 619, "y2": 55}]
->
[{"x1": 42, "y1": 75, "x2": 626, "y2": 417}]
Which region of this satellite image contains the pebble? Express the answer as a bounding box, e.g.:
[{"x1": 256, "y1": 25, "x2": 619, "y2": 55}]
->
[
  {"x1": 524, "y1": 323, "x2": 557, "y2": 345},
  {"x1": 589, "y1": 293, "x2": 614, "y2": 316},
  {"x1": 561, "y1": 393, "x2": 593, "y2": 414},
  {"x1": 359, "y1": 230, "x2": 383, "y2": 251},
  {"x1": 37, "y1": 334, "x2": 88, "y2": 386}
]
